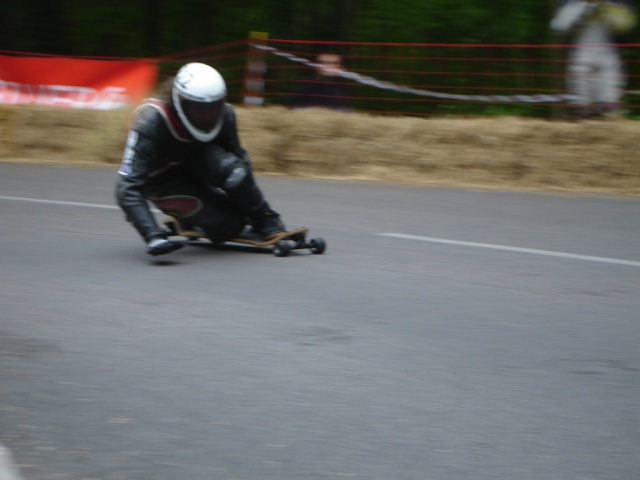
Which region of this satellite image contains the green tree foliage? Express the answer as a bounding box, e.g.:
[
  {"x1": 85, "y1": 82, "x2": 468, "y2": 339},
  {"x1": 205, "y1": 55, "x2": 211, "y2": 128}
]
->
[
  {"x1": 2, "y1": 1, "x2": 639, "y2": 117},
  {"x1": 3, "y1": 1, "x2": 639, "y2": 55},
  {"x1": 1, "y1": 0, "x2": 603, "y2": 57}
]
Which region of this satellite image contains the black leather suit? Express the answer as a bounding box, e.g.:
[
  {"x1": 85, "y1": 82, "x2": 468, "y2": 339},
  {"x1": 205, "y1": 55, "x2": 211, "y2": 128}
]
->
[{"x1": 116, "y1": 100, "x2": 268, "y2": 244}]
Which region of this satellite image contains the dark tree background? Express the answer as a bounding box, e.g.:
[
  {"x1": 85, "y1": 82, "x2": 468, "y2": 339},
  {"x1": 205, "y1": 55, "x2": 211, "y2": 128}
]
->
[
  {"x1": 6, "y1": 0, "x2": 636, "y2": 57},
  {"x1": 2, "y1": 1, "x2": 639, "y2": 117}
]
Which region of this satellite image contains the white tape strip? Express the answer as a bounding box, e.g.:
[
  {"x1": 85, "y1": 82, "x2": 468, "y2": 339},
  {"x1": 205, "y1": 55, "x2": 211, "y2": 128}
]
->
[{"x1": 254, "y1": 44, "x2": 578, "y2": 104}]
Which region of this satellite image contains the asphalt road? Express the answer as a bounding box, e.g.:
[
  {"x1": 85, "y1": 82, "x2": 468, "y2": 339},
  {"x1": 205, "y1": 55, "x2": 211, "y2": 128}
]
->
[{"x1": 1, "y1": 163, "x2": 639, "y2": 480}]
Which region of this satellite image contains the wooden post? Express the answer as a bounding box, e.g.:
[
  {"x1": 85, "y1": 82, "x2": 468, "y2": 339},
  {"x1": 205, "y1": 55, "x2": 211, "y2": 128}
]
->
[{"x1": 242, "y1": 31, "x2": 269, "y2": 106}]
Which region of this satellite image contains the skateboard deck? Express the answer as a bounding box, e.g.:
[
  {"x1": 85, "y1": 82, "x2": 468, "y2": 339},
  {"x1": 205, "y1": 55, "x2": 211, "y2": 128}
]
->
[{"x1": 162, "y1": 218, "x2": 326, "y2": 257}]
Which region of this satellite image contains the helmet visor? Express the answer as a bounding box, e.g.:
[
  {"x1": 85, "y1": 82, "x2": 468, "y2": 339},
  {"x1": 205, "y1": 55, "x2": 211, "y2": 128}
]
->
[{"x1": 179, "y1": 97, "x2": 224, "y2": 133}]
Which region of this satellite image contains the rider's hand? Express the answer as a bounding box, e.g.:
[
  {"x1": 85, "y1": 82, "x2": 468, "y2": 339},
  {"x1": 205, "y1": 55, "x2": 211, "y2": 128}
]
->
[{"x1": 146, "y1": 238, "x2": 183, "y2": 256}]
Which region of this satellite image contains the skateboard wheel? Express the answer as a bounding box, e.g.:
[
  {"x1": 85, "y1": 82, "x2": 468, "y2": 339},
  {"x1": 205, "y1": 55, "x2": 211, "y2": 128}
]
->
[
  {"x1": 273, "y1": 240, "x2": 292, "y2": 257},
  {"x1": 309, "y1": 238, "x2": 326, "y2": 254}
]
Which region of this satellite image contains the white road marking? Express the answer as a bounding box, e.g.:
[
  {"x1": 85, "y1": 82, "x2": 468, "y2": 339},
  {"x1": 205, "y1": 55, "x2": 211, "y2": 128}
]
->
[
  {"x1": 0, "y1": 195, "x2": 161, "y2": 213},
  {"x1": 377, "y1": 233, "x2": 640, "y2": 268},
  {"x1": 0, "y1": 195, "x2": 119, "y2": 210},
  {"x1": 2, "y1": 196, "x2": 638, "y2": 267},
  {"x1": 0, "y1": 444, "x2": 22, "y2": 480}
]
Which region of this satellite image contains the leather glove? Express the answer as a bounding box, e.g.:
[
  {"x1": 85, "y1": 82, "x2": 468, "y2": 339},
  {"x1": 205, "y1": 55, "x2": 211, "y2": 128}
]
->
[{"x1": 147, "y1": 238, "x2": 183, "y2": 256}]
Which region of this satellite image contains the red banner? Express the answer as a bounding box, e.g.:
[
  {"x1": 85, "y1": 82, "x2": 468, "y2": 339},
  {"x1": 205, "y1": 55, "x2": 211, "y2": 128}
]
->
[{"x1": 0, "y1": 56, "x2": 158, "y2": 109}]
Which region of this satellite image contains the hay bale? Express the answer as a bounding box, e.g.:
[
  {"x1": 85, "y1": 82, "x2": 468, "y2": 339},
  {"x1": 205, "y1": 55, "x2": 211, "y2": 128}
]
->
[{"x1": 1, "y1": 104, "x2": 638, "y2": 195}]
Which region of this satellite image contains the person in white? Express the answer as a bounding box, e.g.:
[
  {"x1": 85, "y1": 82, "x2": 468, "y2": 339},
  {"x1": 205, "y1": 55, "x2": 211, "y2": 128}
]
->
[{"x1": 550, "y1": 0, "x2": 636, "y2": 118}]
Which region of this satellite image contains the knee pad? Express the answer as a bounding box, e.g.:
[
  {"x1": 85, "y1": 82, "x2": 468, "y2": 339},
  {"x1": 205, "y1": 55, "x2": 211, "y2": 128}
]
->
[
  {"x1": 211, "y1": 153, "x2": 247, "y2": 190},
  {"x1": 201, "y1": 147, "x2": 264, "y2": 214}
]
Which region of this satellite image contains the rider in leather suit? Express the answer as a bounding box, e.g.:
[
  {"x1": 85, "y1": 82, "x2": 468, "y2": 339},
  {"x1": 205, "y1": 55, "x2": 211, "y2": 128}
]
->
[{"x1": 116, "y1": 63, "x2": 286, "y2": 256}]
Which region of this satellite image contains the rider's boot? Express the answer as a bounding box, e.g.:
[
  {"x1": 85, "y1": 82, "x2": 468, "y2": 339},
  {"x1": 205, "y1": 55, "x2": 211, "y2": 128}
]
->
[{"x1": 250, "y1": 205, "x2": 286, "y2": 239}]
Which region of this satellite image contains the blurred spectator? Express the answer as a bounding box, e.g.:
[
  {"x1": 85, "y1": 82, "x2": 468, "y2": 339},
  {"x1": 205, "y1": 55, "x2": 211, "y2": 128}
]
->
[
  {"x1": 293, "y1": 53, "x2": 348, "y2": 111},
  {"x1": 550, "y1": 0, "x2": 637, "y2": 119}
]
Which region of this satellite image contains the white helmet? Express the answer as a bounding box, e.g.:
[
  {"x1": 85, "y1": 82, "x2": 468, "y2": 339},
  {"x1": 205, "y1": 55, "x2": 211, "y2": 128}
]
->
[{"x1": 172, "y1": 63, "x2": 227, "y2": 142}]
